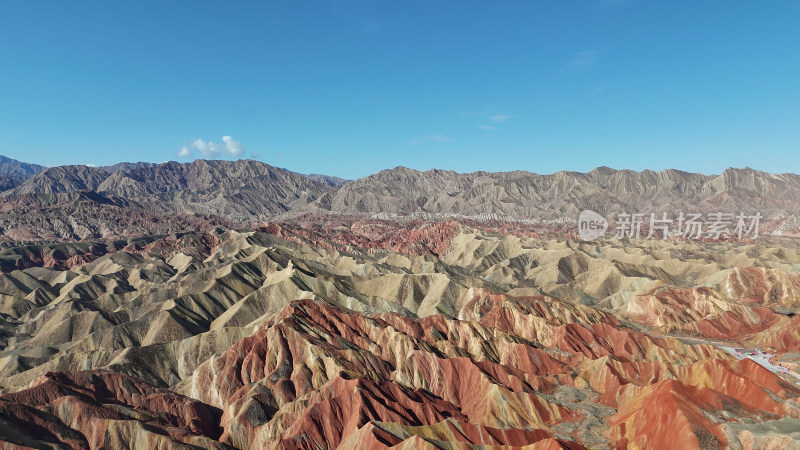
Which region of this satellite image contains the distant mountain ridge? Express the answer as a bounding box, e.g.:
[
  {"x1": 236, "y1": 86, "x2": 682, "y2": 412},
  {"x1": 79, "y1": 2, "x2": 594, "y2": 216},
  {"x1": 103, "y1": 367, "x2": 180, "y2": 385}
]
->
[
  {"x1": 96, "y1": 159, "x2": 334, "y2": 220},
  {"x1": 305, "y1": 165, "x2": 800, "y2": 220},
  {"x1": 2, "y1": 165, "x2": 110, "y2": 196},
  {"x1": 1, "y1": 155, "x2": 800, "y2": 243},
  {"x1": 299, "y1": 173, "x2": 349, "y2": 188},
  {"x1": 99, "y1": 161, "x2": 156, "y2": 173},
  {"x1": 0, "y1": 155, "x2": 46, "y2": 189}
]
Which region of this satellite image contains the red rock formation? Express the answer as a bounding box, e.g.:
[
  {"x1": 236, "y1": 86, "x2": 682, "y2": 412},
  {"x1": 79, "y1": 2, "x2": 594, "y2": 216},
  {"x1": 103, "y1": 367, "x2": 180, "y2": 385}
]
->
[
  {"x1": 0, "y1": 231, "x2": 223, "y2": 272},
  {"x1": 0, "y1": 370, "x2": 227, "y2": 449},
  {"x1": 2, "y1": 293, "x2": 799, "y2": 448},
  {"x1": 627, "y1": 285, "x2": 784, "y2": 340},
  {"x1": 255, "y1": 217, "x2": 462, "y2": 257},
  {"x1": 748, "y1": 316, "x2": 800, "y2": 352},
  {"x1": 721, "y1": 267, "x2": 800, "y2": 308},
  {"x1": 1, "y1": 220, "x2": 800, "y2": 448},
  {"x1": 609, "y1": 379, "x2": 730, "y2": 449}
]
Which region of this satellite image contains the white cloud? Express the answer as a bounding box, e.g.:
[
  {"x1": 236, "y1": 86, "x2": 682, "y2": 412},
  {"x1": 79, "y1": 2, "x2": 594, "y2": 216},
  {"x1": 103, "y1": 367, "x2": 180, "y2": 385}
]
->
[
  {"x1": 411, "y1": 134, "x2": 454, "y2": 145},
  {"x1": 177, "y1": 135, "x2": 246, "y2": 158},
  {"x1": 478, "y1": 113, "x2": 509, "y2": 130},
  {"x1": 488, "y1": 114, "x2": 510, "y2": 123},
  {"x1": 222, "y1": 136, "x2": 245, "y2": 156}
]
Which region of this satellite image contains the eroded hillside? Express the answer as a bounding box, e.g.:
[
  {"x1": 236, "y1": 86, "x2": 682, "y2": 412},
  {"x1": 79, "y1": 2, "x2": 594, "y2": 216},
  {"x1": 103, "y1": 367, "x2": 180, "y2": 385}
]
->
[{"x1": 0, "y1": 220, "x2": 799, "y2": 448}]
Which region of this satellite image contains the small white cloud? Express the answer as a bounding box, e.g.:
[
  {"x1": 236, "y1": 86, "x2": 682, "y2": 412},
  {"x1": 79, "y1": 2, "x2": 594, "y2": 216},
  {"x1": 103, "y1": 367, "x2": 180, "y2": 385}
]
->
[
  {"x1": 478, "y1": 124, "x2": 496, "y2": 131},
  {"x1": 222, "y1": 136, "x2": 245, "y2": 157},
  {"x1": 410, "y1": 134, "x2": 454, "y2": 145},
  {"x1": 177, "y1": 135, "x2": 247, "y2": 159},
  {"x1": 488, "y1": 114, "x2": 510, "y2": 123}
]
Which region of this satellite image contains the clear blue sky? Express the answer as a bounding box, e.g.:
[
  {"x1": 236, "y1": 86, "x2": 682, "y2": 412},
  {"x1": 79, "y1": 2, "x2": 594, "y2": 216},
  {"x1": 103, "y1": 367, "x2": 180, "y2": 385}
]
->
[{"x1": 1, "y1": 1, "x2": 798, "y2": 179}]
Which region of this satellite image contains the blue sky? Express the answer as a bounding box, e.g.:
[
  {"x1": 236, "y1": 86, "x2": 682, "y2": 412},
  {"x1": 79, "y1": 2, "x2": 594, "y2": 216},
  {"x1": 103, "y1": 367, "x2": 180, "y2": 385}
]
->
[{"x1": 1, "y1": 1, "x2": 798, "y2": 179}]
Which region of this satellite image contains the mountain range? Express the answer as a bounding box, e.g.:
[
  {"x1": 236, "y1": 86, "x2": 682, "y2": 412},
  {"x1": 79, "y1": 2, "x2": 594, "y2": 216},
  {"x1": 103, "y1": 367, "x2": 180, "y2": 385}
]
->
[
  {"x1": 0, "y1": 217, "x2": 799, "y2": 448},
  {"x1": 1, "y1": 155, "x2": 799, "y2": 244},
  {"x1": 1, "y1": 155, "x2": 800, "y2": 448}
]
